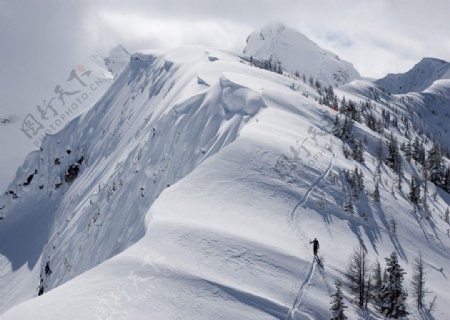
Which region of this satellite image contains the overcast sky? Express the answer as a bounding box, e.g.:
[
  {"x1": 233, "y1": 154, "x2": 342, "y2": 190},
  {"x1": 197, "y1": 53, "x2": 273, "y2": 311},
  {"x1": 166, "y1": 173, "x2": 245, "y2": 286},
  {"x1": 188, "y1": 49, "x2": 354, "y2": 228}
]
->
[{"x1": 1, "y1": 0, "x2": 450, "y2": 114}]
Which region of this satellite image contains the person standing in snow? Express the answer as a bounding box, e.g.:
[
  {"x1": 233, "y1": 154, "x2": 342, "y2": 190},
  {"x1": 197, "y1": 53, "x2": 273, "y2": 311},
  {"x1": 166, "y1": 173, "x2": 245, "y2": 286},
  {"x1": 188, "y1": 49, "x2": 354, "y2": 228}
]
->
[{"x1": 310, "y1": 238, "x2": 319, "y2": 258}]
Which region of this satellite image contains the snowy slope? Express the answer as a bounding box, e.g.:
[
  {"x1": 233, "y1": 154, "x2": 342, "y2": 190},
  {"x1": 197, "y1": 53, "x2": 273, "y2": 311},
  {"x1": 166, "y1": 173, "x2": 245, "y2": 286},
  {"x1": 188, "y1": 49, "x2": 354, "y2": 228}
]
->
[
  {"x1": 243, "y1": 22, "x2": 360, "y2": 87},
  {"x1": 342, "y1": 78, "x2": 450, "y2": 149},
  {"x1": 0, "y1": 46, "x2": 268, "y2": 313},
  {"x1": 0, "y1": 45, "x2": 129, "y2": 193},
  {"x1": 1, "y1": 44, "x2": 450, "y2": 320},
  {"x1": 375, "y1": 57, "x2": 450, "y2": 94}
]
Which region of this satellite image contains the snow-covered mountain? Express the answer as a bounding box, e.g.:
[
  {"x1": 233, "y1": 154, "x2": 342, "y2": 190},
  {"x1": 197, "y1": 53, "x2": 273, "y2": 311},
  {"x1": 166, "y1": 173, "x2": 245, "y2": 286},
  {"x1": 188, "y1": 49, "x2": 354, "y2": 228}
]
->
[
  {"x1": 243, "y1": 22, "x2": 360, "y2": 87},
  {"x1": 375, "y1": 57, "x2": 450, "y2": 94},
  {"x1": 91, "y1": 44, "x2": 130, "y2": 79},
  {"x1": 1, "y1": 24, "x2": 450, "y2": 320},
  {"x1": 0, "y1": 45, "x2": 129, "y2": 193}
]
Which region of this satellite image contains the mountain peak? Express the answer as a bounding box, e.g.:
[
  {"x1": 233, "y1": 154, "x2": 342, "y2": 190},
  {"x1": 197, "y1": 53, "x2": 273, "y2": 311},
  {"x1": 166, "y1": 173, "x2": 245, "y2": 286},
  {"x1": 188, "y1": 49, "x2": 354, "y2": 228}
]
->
[
  {"x1": 260, "y1": 21, "x2": 287, "y2": 34},
  {"x1": 243, "y1": 22, "x2": 360, "y2": 87},
  {"x1": 420, "y1": 57, "x2": 447, "y2": 64},
  {"x1": 375, "y1": 57, "x2": 450, "y2": 94}
]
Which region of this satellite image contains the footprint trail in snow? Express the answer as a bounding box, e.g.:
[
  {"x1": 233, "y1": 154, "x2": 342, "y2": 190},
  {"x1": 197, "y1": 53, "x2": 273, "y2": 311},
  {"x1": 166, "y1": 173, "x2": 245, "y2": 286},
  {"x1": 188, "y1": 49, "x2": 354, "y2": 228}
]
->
[
  {"x1": 284, "y1": 259, "x2": 317, "y2": 320},
  {"x1": 285, "y1": 145, "x2": 335, "y2": 319}
]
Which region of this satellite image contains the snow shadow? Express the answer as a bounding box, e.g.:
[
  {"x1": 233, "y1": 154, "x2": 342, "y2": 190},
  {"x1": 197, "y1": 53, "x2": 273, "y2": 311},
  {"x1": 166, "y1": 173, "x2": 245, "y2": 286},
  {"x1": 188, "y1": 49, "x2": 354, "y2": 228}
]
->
[
  {"x1": 374, "y1": 203, "x2": 407, "y2": 261},
  {"x1": 0, "y1": 198, "x2": 57, "y2": 270},
  {"x1": 203, "y1": 279, "x2": 288, "y2": 320}
]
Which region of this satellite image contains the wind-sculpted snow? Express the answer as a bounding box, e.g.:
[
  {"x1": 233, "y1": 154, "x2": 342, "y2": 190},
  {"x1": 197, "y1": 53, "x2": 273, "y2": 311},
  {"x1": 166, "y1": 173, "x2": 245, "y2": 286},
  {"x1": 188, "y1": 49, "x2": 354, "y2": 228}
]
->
[
  {"x1": 0, "y1": 47, "x2": 266, "y2": 313},
  {"x1": 1, "y1": 44, "x2": 450, "y2": 320},
  {"x1": 220, "y1": 76, "x2": 267, "y2": 116}
]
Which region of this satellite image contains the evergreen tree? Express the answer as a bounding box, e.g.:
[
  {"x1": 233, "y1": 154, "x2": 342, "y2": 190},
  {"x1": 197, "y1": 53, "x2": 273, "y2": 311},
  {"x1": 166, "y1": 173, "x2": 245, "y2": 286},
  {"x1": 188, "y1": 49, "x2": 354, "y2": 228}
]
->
[
  {"x1": 365, "y1": 276, "x2": 371, "y2": 308},
  {"x1": 347, "y1": 246, "x2": 369, "y2": 308},
  {"x1": 342, "y1": 116, "x2": 353, "y2": 140},
  {"x1": 412, "y1": 137, "x2": 425, "y2": 165},
  {"x1": 315, "y1": 79, "x2": 322, "y2": 91},
  {"x1": 411, "y1": 254, "x2": 427, "y2": 311},
  {"x1": 38, "y1": 276, "x2": 44, "y2": 296},
  {"x1": 371, "y1": 260, "x2": 383, "y2": 309},
  {"x1": 390, "y1": 218, "x2": 397, "y2": 234},
  {"x1": 426, "y1": 143, "x2": 444, "y2": 185},
  {"x1": 378, "y1": 252, "x2": 408, "y2": 318},
  {"x1": 382, "y1": 109, "x2": 391, "y2": 128},
  {"x1": 330, "y1": 279, "x2": 348, "y2": 320},
  {"x1": 375, "y1": 160, "x2": 382, "y2": 183},
  {"x1": 386, "y1": 133, "x2": 402, "y2": 174},
  {"x1": 372, "y1": 182, "x2": 381, "y2": 203},
  {"x1": 365, "y1": 112, "x2": 377, "y2": 132},
  {"x1": 340, "y1": 99, "x2": 360, "y2": 122},
  {"x1": 349, "y1": 100, "x2": 361, "y2": 122},
  {"x1": 404, "y1": 141, "x2": 412, "y2": 162},
  {"x1": 332, "y1": 115, "x2": 353, "y2": 140},
  {"x1": 352, "y1": 139, "x2": 365, "y2": 163},
  {"x1": 276, "y1": 61, "x2": 283, "y2": 74},
  {"x1": 355, "y1": 167, "x2": 365, "y2": 194},
  {"x1": 345, "y1": 167, "x2": 364, "y2": 200},
  {"x1": 45, "y1": 261, "x2": 52, "y2": 276},
  {"x1": 340, "y1": 96, "x2": 346, "y2": 109},
  {"x1": 342, "y1": 144, "x2": 351, "y2": 159},
  {"x1": 332, "y1": 115, "x2": 343, "y2": 138},
  {"x1": 322, "y1": 85, "x2": 336, "y2": 107},
  {"x1": 344, "y1": 192, "x2": 354, "y2": 214},
  {"x1": 444, "y1": 207, "x2": 449, "y2": 224},
  {"x1": 408, "y1": 176, "x2": 421, "y2": 206}
]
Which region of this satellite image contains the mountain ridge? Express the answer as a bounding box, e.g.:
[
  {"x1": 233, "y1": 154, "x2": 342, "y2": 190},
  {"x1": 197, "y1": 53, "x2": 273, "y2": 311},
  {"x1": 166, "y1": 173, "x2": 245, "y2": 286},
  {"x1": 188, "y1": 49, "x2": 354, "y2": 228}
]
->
[
  {"x1": 375, "y1": 56, "x2": 450, "y2": 94},
  {"x1": 1, "y1": 25, "x2": 450, "y2": 320}
]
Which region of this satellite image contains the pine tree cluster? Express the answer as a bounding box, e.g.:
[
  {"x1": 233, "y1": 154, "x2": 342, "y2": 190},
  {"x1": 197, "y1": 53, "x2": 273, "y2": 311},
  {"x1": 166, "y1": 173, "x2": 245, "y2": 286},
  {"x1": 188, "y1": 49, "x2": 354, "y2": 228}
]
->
[{"x1": 338, "y1": 249, "x2": 438, "y2": 319}]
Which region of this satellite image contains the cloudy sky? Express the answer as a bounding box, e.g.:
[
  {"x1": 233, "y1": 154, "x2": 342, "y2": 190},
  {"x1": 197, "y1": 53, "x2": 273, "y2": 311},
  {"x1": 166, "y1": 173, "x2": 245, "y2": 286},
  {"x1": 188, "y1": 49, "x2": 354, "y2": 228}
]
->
[{"x1": 1, "y1": 0, "x2": 450, "y2": 110}]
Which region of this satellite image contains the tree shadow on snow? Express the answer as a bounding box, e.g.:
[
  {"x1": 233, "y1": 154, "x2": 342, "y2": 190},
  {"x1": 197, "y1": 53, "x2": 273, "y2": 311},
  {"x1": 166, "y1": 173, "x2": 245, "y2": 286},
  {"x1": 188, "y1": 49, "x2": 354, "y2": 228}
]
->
[
  {"x1": 410, "y1": 207, "x2": 450, "y2": 261},
  {"x1": 374, "y1": 202, "x2": 407, "y2": 261}
]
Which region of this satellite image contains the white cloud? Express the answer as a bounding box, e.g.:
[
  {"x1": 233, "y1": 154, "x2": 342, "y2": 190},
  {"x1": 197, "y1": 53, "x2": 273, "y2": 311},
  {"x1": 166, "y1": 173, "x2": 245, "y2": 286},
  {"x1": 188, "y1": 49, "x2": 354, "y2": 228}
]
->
[{"x1": 95, "y1": 10, "x2": 250, "y2": 53}]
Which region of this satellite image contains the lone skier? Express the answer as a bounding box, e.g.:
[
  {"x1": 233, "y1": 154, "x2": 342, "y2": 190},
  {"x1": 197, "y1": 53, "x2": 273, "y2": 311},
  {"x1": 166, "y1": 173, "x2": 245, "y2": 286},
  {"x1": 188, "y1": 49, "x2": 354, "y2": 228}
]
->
[{"x1": 310, "y1": 238, "x2": 319, "y2": 258}]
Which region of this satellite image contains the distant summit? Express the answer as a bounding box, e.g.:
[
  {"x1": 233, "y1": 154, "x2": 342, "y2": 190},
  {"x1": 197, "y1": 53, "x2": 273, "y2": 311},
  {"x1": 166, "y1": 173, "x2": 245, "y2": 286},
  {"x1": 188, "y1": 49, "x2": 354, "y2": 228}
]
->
[
  {"x1": 243, "y1": 22, "x2": 360, "y2": 87},
  {"x1": 375, "y1": 57, "x2": 450, "y2": 94}
]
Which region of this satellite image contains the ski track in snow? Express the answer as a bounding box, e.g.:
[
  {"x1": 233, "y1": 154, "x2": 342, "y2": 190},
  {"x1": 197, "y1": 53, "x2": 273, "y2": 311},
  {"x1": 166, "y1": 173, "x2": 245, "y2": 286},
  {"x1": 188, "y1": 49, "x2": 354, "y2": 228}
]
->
[
  {"x1": 284, "y1": 146, "x2": 335, "y2": 319},
  {"x1": 288, "y1": 145, "x2": 336, "y2": 247},
  {"x1": 284, "y1": 259, "x2": 316, "y2": 320},
  {"x1": 290, "y1": 147, "x2": 335, "y2": 223}
]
